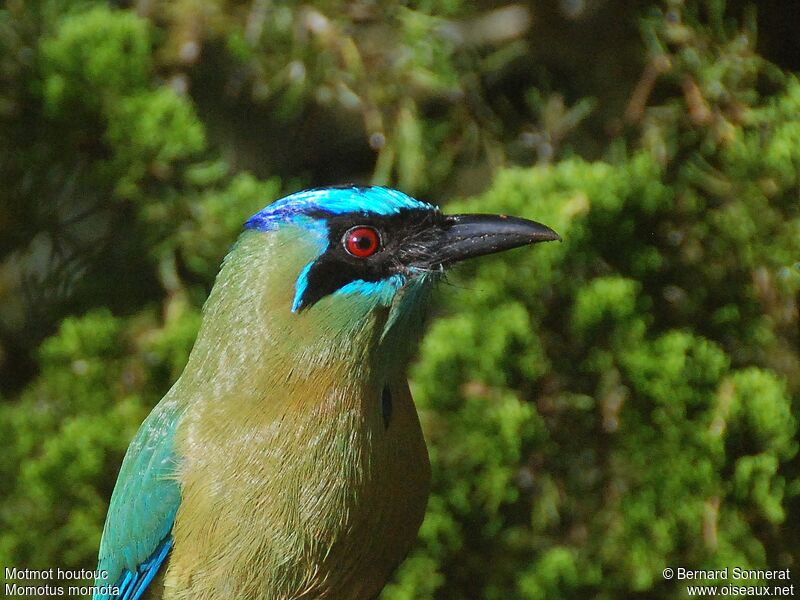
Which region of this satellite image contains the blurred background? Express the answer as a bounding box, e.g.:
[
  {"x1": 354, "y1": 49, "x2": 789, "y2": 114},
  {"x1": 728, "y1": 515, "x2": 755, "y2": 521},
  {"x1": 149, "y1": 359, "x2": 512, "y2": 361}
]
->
[{"x1": 1, "y1": 0, "x2": 798, "y2": 597}]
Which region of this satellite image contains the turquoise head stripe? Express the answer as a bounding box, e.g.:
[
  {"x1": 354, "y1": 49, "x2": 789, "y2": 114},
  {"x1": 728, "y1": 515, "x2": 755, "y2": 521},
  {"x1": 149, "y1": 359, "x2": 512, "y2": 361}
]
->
[
  {"x1": 334, "y1": 275, "x2": 407, "y2": 306},
  {"x1": 292, "y1": 261, "x2": 316, "y2": 313},
  {"x1": 245, "y1": 186, "x2": 435, "y2": 231}
]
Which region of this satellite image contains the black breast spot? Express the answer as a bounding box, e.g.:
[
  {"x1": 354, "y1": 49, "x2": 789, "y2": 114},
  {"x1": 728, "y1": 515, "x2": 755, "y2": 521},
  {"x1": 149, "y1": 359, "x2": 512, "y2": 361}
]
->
[{"x1": 381, "y1": 385, "x2": 393, "y2": 430}]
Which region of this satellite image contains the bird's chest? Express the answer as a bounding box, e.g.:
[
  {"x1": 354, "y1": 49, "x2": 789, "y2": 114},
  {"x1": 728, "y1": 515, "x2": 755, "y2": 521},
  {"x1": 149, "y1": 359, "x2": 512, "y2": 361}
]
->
[{"x1": 166, "y1": 377, "x2": 430, "y2": 600}]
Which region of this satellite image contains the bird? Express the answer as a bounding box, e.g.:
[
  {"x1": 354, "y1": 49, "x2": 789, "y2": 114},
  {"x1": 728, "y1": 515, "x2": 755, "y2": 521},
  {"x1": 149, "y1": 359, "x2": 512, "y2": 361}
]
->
[{"x1": 93, "y1": 185, "x2": 559, "y2": 600}]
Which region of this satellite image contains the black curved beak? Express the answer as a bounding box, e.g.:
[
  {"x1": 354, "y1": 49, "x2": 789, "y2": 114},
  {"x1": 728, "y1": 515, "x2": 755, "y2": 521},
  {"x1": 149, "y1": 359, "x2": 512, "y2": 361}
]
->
[{"x1": 414, "y1": 213, "x2": 560, "y2": 268}]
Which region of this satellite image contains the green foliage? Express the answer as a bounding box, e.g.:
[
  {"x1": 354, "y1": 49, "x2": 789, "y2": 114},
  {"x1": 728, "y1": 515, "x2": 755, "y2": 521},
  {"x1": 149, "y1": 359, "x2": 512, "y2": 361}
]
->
[
  {"x1": 106, "y1": 88, "x2": 206, "y2": 196},
  {"x1": 402, "y1": 82, "x2": 799, "y2": 595},
  {"x1": 40, "y1": 6, "x2": 152, "y2": 115},
  {"x1": 1, "y1": 0, "x2": 798, "y2": 598}
]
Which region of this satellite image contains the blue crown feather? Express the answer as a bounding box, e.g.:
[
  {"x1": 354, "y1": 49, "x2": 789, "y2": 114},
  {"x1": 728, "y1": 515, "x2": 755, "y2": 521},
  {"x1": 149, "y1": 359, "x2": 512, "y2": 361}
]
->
[{"x1": 245, "y1": 186, "x2": 435, "y2": 231}]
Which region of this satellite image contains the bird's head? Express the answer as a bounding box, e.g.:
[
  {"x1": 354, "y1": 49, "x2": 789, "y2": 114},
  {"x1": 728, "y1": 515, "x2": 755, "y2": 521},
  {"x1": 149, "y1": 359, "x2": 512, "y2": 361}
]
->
[
  {"x1": 242, "y1": 185, "x2": 559, "y2": 324},
  {"x1": 195, "y1": 185, "x2": 559, "y2": 378}
]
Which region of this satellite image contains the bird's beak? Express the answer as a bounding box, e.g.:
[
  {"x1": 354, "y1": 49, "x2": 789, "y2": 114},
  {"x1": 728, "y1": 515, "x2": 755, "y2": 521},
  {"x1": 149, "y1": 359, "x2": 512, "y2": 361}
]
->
[{"x1": 412, "y1": 213, "x2": 560, "y2": 268}]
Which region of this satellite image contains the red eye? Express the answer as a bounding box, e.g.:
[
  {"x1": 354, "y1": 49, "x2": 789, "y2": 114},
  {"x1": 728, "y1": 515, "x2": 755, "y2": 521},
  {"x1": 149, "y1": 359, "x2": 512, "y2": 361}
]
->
[{"x1": 344, "y1": 226, "x2": 381, "y2": 258}]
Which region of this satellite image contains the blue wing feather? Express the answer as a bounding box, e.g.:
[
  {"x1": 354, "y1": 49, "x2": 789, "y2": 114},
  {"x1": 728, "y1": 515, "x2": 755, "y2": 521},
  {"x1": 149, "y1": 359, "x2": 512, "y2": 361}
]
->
[
  {"x1": 94, "y1": 395, "x2": 184, "y2": 600},
  {"x1": 103, "y1": 537, "x2": 172, "y2": 600}
]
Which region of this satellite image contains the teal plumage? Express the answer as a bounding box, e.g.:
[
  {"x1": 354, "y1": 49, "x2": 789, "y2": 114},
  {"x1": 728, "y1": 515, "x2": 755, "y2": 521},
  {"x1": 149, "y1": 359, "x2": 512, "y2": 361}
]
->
[
  {"x1": 95, "y1": 396, "x2": 181, "y2": 599},
  {"x1": 94, "y1": 186, "x2": 558, "y2": 599}
]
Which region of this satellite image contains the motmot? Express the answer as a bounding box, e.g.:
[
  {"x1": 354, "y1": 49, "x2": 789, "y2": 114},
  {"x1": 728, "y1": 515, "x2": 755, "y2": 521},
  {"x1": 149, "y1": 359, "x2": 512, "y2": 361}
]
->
[{"x1": 94, "y1": 185, "x2": 559, "y2": 600}]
